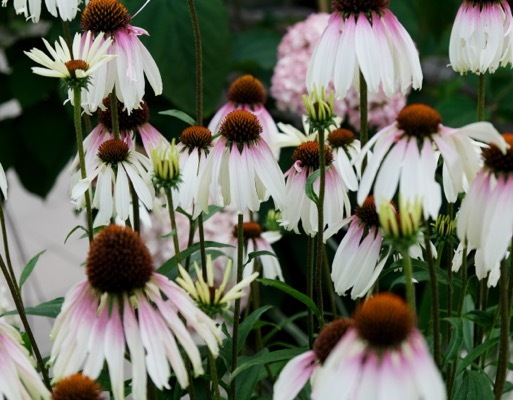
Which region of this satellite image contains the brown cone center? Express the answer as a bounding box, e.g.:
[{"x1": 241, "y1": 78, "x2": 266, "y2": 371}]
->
[
  {"x1": 483, "y1": 133, "x2": 513, "y2": 173},
  {"x1": 52, "y1": 374, "x2": 103, "y2": 400},
  {"x1": 179, "y1": 126, "x2": 213, "y2": 150},
  {"x1": 313, "y1": 318, "x2": 353, "y2": 364},
  {"x1": 81, "y1": 0, "x2": 131, "y2": 35},
  {"x1": 219, "y1": 110, "x2": 262, "y2": 143},
  {"x1": 292, "y1": 141, "x2": 333, "y2": 170},
  {"x1": 227, "y1": 75, "x2": 266, "y2": 105},
  {"x1": 332, "y1": 0, "x2": 390, "y2": 14},
  {"x1": 396, "y1": 104, "x2": 441, "y2": 138}
]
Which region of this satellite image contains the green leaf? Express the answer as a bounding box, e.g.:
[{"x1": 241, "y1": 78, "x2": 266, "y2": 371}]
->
[
  {"x1": 157, "y1": 240, "x2": 234, "y2": 276},
  {"x1": 457, "y1": 337, "x2": 500, "y2": 374},
  {"x1": 230, "y1": 347, "x2": 306, "y2": 382},
  {"x1": 3, "y1": 297, "x2": 64, "y2": 319},
  {"x1": 258, "y1": 278, "x2": 322, "y2": 323},
  {"x1": 454, "y1": 370, "x2": 494, "y2": 400},
  {"x1": 244, "y1": 250, "x2": 276, "y2": 266},
  {"x1": 19, "y1": 250, "x2": 45, "y2": 289},
  {"x1": 305, "y1": 169, "x2": 320, "y2": 205},
  {"x1": 159, "y1": 109, "x2": 196, "y2": 126},
  {"x1": 443, "y1": 317, "x2": 465, "y2": 364}
]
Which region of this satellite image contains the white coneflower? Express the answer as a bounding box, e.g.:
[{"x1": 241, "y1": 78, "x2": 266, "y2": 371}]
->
[
  {"x1": 50, "y1": 225, "x2": 221, "y2": 400},
  {"x1": 449, "y1": 0, "x2": 513, "y2": 74},
  {"x1": 3, "y1": 0, "x2": 86, "y2": 22},
  {"x1": 306, "y1": 0, "x2": 422, "y2": 98}
]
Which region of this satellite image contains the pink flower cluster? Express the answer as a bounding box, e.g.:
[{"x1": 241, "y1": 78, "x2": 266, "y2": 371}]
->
[{"x1": 271, "y1": 13, "x2": 407, "y2": 131}]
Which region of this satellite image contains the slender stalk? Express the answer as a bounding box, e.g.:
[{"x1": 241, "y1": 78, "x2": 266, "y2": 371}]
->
[
  {"x1": 317, "y1": 0, "x2": 329, "y2": 12},
  {"x1": 109, "y1": 91, "x2": 120, "y2": 140},
  {"x1": 197, "y1": 214, "x2": 208, "y2": 278},
  {"x1": 73, "y1": 87, "x2": 94, "y2": 242},
  {"x1": 315, "y1": 129, "x2": 326, "y2": 328},
  {"x1": 61, "y1": 20, "x2": 73, "y2": 48},
  {"x1": 457, "y1": 246, "x2": 468, "y2": 317},
  {"x1": 130, "y1": 184, "x2": 140, "y2": 235},
  {"x1": 0, "y1": 256, "x2": 50, "y2": 388},
  {"x1": 402, "y1": 251, "x2": 416, "y2": 311},
  {"x1": 477, "y1": 74, "x2": 486, "y2": 122},
  {"x1": 307, "y1": 236, "x2": 315, "y2": 348},
  {"x1": 424, "y1": 227, "x2": 441, "y2": 367},
  {"x1": 187, "y1": 0, "x2": 203, "y2": 125},
  {"x1": 208, "y1": 351, "x2": 221, "y2": 400},
  {"x1": 359, "y1": 71, "x2": 369, "y2": 146},
  {"x1": 493, "y1": 260, "x2": 509, "y2": 400},
  {"x1": 229, "y1": 213, "x2": 244, "y2": 400},
  {"x1": 165, "y1": 188, "x2": 181, "y2": 264},
  {"x1": 0, "y1": 199, "x2": 17, "y2": 288},
  {"x1": 185, "y1": 216, "x2": 196, "y2": 272}
]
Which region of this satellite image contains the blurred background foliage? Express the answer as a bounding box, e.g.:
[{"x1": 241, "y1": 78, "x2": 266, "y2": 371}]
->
[{"x1": 2, "y1": 0, "x2": 513, "y2": 197}]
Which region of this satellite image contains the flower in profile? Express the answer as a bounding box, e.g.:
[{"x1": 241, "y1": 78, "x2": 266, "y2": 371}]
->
[
  {"x1": 306, "y1": 0, "x2": 422, "y2": 98},
  {"x1": 50, "y1": 225, "x2": 221, "y2": 400},
  {"x1": 25, "y1": 31, "x2": 115, "y2": 90},
  {"x1": 331, "y1": 196, "x2": 390, "y2": 299},
  {"x1": 0, "y1": 319, "x2": 50, "y2": 399},
  {"x1": 176, "y1": 125, "x2": 213, "y2": 213},
  {"x1": 52, "y1": 374, "x2": 102, "y2": 400},
  {"x1": 229, "y1": 222, "x2": 284, "y2": 280},
  {"x1": 327, "y1": 128, "x2": 360, "y2": 191},
  {"x1": 312, "y1": 293, "x2": 446, "y2": 400},
  {"x1": 197, "y1": 110, "x2": 286, "y2": 213},
  {"x1": 281, "y1": 141, "x2": 350, "y2": 238},
  {"x1": 80, "y1": 0, "x2": 163, "y2": 112},
  {"x1": 3, "y1": 0, "x2": 84, "y2": 22},
  {"x1": 177, "y1": 255, "x2": 258, "y2": 318},
  {"x1": 357, "y1": 103, "x2": 507, "y2": 219},
  {"x1": 379, "y1": 197, "x2": 423, "y2": 252},
  {"x1": 457, "y1": 133, "x2": 513, "y2": 275},
  {"x1": 449, "y1": 0, "x2": 513, "y2": 74},
  {"x1": 151, "y1": 140, "x2": 182, "y2": 193},
  {"x1": 273, "y1": 318, "x2": 353, "y2": 400},
  {"x1": 209, "y1": 75, "x2": 280, "y2": 158},
  {"x1": 71, "y1": 138, "x2": 154, "y2": 227}
]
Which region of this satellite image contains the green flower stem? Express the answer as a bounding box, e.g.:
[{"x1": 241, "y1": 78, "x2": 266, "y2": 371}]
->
[
  {"x1": 424, "y1": 227, "x2": 441, "y2": 368},
  {"x1": 109, "y1": 91, "x2": 120, "y2": 140},
  {"x1": 130, "y1": 183, "x2": 140, "y2": 234},
  {"x1": 187, "y1": 0, "x2": 203, "y2": 125},
  {"x1": 359, "y1": 71, "x2": 369, "y2": 146},
  {"x1": 477, "y1": 73, "x2": 485, "y2": 122},
  {"x1": 208, "y1": 351, "x2": 221, "y2": 400},
  {"x1": 197, "y1": 213, "x2": 208, "y2": 279},
  {"x1": 0, "y1": 255, "x2": 50, "y2": 388},
  {"x1": 402, "y1": 251, "x2": 416, "y2": 311},
  {"x1": 73, "y1": 87, "x2": 94, "y2": 242},
  {"x1": 307, "y1": 236, "x2": 315, "y2": 348},
  {"x1": 165, "y1": 188, "x2": 181, "y2": 265},
  {"x1": 494, "y1": 260, "x2": 509, "y2": 400},
  {"x1": 0, "y1": 198, "x2": 17, "y2": 290},
  {"x1": 184, "y1": 216, "x2": 196, "y2": 273},
  {"x1": 229, "y1": 213, "x2": 244, "y2": 400},
  {"x1": 317, "y1": 0, "x2": 329, "y2": 12},
  {"x1": 457, "y1": 246, "x2": 468, "y2": 317},
  {"x1": 315, "y1": 128, "x2": 326, "y2": 328}
]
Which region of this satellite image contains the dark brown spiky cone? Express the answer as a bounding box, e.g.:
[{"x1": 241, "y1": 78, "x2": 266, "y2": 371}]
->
[
  {"x1": 332, "y1": 0, "x2": 389, "y2": 14},
  {"x1": 97, "y1": 139, "x2": 129, "y2": 164},
  {"x1": 179, "y1": 126, "x2": 213, "y2": 151},
  {"x1": 219, "y1": 110, "x2": 263, "y2": 143},
  {"x1": 354, "y1": 195, "x2": 380, "y2": 228},
  {"x1": 227, "y1": 75, "x2": 267, "y2": 105},
  {"x1": 86, "y1": 225, "x2": 154, "y2": 293},
  {"x1": 483, "y1": 133, "x2": 513, "y2": 174},
  {"x1": 98, "y1": 99, "x2": 150, "y2": 132},
  {"x1": 52, "y1": 374, "x2": 103, "y2": 400},
  {"x1": 396, "y1": 104, "x2": 442, "y2": 139},
  {"x1": 232, "y1": 222, "x2": 263, "y2": 240},
  {"x1": 292, "y1": 141, "x2": 334, "y2": 170},
  {"x1": 81, "y1": 0, "x2": 131, "y2": 35},
  {"x1": 354, "y1": 293, "x2": 415, "y2": 348},
  {"x1": 313, "y1": 318, "x2": 353, "y2": 363},
  {"x1": 328, "y1": 128, "x2": 356, "y2": 149}
]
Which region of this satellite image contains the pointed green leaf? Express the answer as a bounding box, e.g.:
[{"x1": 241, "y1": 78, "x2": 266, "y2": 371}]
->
[
  {"x1": 19, "y1": 250, "x2": 45, "y2": 289},
  {"x1": 159, "y1": 109, "x2": 196, "y2": 126},
  {"x1": 305, "y1": 169, "x2": 320, "y2": 205}
]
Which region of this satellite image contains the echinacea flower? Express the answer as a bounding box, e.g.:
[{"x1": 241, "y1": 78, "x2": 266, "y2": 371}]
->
[
  {"x1": 0, "y1": 319, "x2": 50, "y2": 400},
  {"x1": 2, "y1": 0, "x2": 85, "y2": 22},
  {"x1": 273, "y1": 318, "x2": 353, "y2": 400},
  {"x1": 51, "y1": 374, "x2": 102, "y2": 400},
  {"x1": 306, "y1": 0, "x2": 422, "y2": 98},
  {"x1": 312, "y1": 293, "x2": 446, "y2": 400},
  {"x1": 357, "y1": 103, "x2": 506, "y2": 219},
  {"x1": 80, "y1": 0, "x2": 163, "y2": 113},
  {"x1": 281, "y1": 141, "x2": 350, "y2": 238},
  {"x1": 50, "y1": 225, "x2": 221, "y2": 400},
  {"x1": 25, "y1": 31, "x2": 115, "y2": 90},
  {"x1": 176, "y1": 126, "x2": 213, "y2": 213},
  {"x1": 177, "y1": 255, "x2": 258, "y2": 318},
  {"x1": 327, "y1": 128, "x2": 360, "y2": 191},
  {"x1": 209, "y1": 75, "x2": 280, "y2": 158},
  {"x1": 197, "y1": 110, "x2": 286, "y2": 214},
  {"x1": 71, "y1": 138, "x2": 154, "y2": 227},
  {"x1": 229, "y1": 222, "x2": 284, "y2": 280},
  {"x1": 331, "y1": 196, "x2": 390, "y2": 299},
  {"x1": 151, "y1": 140, "x2": 182, "y2": 193},
  {"x1": 449, "y1": 0, "x2": 513, "y2": 74},
  {"x1": 457, "y1": 133, "x2": 513, "y2": 276}
]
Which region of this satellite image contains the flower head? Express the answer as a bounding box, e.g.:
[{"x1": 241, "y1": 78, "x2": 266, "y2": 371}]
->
[
  {"x1": 197, "y1": 110, "x2": 286, "y2": 213},
  {"x1": 208, "y1": 75, "x2": 280, "y2": 159},
  {"x1": 449, "y1": 0, "x2": 513, "y2": 74},
  {"x1": 80, "y1": 0, "x2": 163, "y2": 113},
  {"x1": 25, "y1": 31, "x2": 115, "y2": 90},
  {"x1": 50, "y1": 225, "x2": 221, "y2": 400},
  {"x1": 302, "y1": 86, "x2": 336, "y2": 133},
  {"x1": 357, "y1": 103, "x2": 506, "y2": 219},
  {"x1": 177, "y1": 255, "x2": 258, "y2": 318},
  {"x1": 52, "y1": 374, "x2": 102, "y2": 400},
  {"x1": 327, "y1": 128, "x2": 360, "y2": 191},
  {"x1": 306, "y1": 0, "x2": 422, "y2": 98},
  {"x1": 312, "y1": 293, "x2": 446, "y2": 400},
  {"x1": 151, "y1": 140, "x2": 182, "y2": 192},
  {"x1": 0, "y1": 319, "x2": 50, "y2": 400}
]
